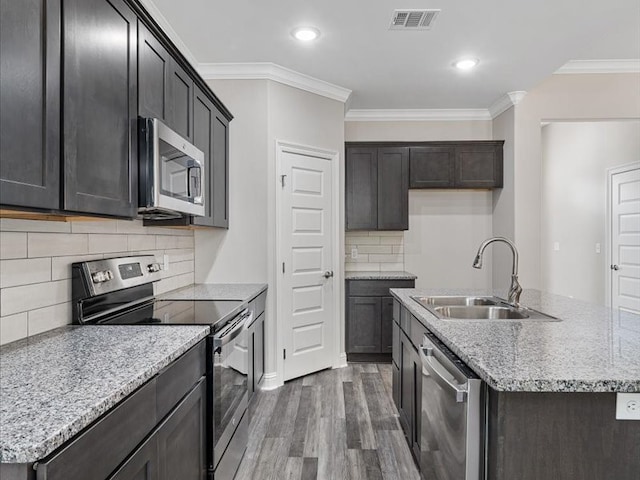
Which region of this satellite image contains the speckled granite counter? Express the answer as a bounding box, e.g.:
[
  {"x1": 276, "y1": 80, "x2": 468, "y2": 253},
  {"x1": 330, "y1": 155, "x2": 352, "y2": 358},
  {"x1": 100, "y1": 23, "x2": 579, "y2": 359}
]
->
[
  {"x1": 345, "y1": 271, "x2": 417, "y2": 280},
  {"x1": 391, "y1": 288, "x2": 640, "y2": 393},
  {"x1": 0, "y1": 325, "x2": 209, "y2": 463},
  {"x1": 158, "y1": 283, "x2": 267, "y2": 302}
]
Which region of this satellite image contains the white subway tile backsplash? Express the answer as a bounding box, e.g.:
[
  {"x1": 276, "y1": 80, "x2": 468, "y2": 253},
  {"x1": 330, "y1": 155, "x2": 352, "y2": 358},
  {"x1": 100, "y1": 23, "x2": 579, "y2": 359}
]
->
[
  {"x1": 71, "y1": 221, "x2": 119, "y2": 234},
  {"x1": 28, "y1": 302, "x2": 71, "y2": 336},
  {"x1": 51, "y1": 254, "x2": 104, "y2": 280},
  {"x1": 0, "y1": 218, "x2": 195, "y2": 344},
  {"x1": 0, "y1": 232, "x2": 27, "y2": 259},
  {"x1": 28, "y1": 233, "x2": 89, "y2": 257},
  {"x1": 0, "y1": 258, "x2": 51, "y2": 288},
  {"x1": 1, "y1": 279, "x2": 70, "y2": 316},
  {"x1": 345, "y1": 231, "x2": 405, "y2": 272},
  {"x1": 127, "y1": 234, "x2": 156, "y2": 252},
  {"x1": 0, "y1": 313, "x2": 28, "y2": 346},
  {"x1": 0, "y1": 218, "x2": 71, "y2": 233},
  {"x1": 88, "y1": 234, "x2": 129, "y2": 254}
]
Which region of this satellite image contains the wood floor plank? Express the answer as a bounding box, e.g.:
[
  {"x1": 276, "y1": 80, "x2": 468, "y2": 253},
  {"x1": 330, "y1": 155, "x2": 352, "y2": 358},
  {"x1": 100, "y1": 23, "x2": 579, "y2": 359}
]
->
[
  {"x1": 265, "y1": 380, "x2": 303, "y2": 438},
  {"x1": 343, "y1": 382, "x2": 362, "y2": 449},
  {"x1": 289, "y1": 385, "x2": 315, "y2": 457},
  {"x1": 301, "y1": 457, "x2": 318, "y2": 480},
  {"x1": 351, "y1": 371, "x2": 378, "y2": 449},
  {"x1": 284, "y1": 457, "x2": 304, "y2": 479},
  {"x1": 317, "y1": 416, "x2": 348, "y2": 480},
  {"x1": 246, "y1": 437, "x2": 290, "y2": 480},
  {"x1": 362, "y1": 372, "x2": 399, "y2": 431},
  {"x1": 303, "y1": 386, "x2": 321, "y2": 458}
]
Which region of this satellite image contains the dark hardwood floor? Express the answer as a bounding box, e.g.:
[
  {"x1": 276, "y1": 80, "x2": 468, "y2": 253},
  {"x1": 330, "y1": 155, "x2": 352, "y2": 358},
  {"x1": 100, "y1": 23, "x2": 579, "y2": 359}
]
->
[{"x1": 235, "y1": 364, "x2": 421, "y2": 480}]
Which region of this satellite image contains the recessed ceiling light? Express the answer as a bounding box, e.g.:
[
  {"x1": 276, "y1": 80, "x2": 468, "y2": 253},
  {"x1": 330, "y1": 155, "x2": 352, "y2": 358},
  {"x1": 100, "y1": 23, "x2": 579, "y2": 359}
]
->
[
  {"x1": 454, "y1": 58, "x2": 479, "y2": 70},
  {"x1": 291, "y1": 26, "x2": 320, "y2": 42}
]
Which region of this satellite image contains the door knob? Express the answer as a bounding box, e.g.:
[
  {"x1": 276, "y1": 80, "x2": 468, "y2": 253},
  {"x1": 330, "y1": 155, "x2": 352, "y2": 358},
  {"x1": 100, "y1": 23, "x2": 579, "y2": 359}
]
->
[
  {"x1": 323, "y1": 271, "x2": 334, "y2": 278},
  {"x1": 611, "y1": 264, "x2": 620, "y2": 271}
]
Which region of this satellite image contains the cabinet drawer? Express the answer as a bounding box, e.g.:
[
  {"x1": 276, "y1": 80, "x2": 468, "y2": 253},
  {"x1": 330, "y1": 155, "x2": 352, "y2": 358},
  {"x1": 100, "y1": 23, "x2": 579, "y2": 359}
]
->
[
  {"x1": 410, "y1": 314, "x2": 427, "y2": 349},
  {"x1": 400, "y1": 306, "x2": 411, "y2": 334},
  {"x1": 347, "y1": 279, "x2": 415, "y2": 297},
  {"x1": 156, "y1": 340, "x2": 206, "y2": 420},
  {"x1": 37, "y1": 380, "x2": 157, "y2": 480}
]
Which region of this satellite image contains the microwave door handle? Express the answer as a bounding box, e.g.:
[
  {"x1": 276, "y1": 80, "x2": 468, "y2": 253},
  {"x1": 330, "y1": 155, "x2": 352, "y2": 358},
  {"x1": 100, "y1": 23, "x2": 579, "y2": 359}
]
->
[
  {"x1": 187, "y1": 164, "x2": 202, "y2": 202},
  {"x1": 419, "y1": 345, "x2": 468, "y2": 403}
]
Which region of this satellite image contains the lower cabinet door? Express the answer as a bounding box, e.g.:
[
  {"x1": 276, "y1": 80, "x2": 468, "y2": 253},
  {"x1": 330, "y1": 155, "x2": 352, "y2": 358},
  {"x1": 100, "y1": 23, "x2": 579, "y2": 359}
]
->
[
  {"x1": 109, "y1": 436, "x2": 158, "y2": 480},
  {"x1": 381, "y1": 296, "x2": 394, "y2": 353},
  {"x1": 399, "y1": 333, "x2": 413, "y2": 439},
  {"x1": 347, "y1": 296, "x2": 382, "y2": 353},
  {"x1": 411, "y1": 346, "x2": 423, "y2": 459},
  {"x1": 254, "y1": 314, "x2": 265, "y2": 389},
  {"x1": 392, "y1": 360, "x2": 401, "y2": 412},
  {"x1": 157, "y1": 377, "x2": 207, "y2": 480}
]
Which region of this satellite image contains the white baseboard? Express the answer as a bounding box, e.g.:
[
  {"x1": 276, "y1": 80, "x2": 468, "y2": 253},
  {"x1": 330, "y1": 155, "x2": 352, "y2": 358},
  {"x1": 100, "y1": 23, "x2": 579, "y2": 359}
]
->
[
  {"x1": 334, "y1": 352, "x2": 348, "y2": 369},
  {"x1": 260, "y1": 372, "x2": 282, "y2": 391}
]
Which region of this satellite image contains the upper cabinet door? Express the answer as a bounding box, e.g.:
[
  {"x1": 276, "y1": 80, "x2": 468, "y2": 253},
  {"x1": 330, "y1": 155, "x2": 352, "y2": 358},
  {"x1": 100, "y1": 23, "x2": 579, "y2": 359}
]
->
[
  {"x1": 168, "y1": 61, "x2": 194, "y2": 142},
  {"x1": 211, "y1": 107, "x2": 229, "y2": 228},
  {"x1": 409, "y1": 146, "x2": 455, "y2": 188},
  {"x1": 377, "y1": 147, "x2": 409, "y2": 230},
  {"x1": 191, "y1": 87, "x2": 214, "y2": 227},
  {"x1": 138, "y1": 22, "x2": 171, "y2": 123},
  {"x1": 0, "y1": 0, "x2": 61, "y2": 210},
  {"x1": 346, "y1": 147, "x2": 378, "y2": 230},
  {"x1": 62, "y1": 0, "x2": 138, "y2": 217},
  {"x1": 455, "y1": 143, "x2": 503, "y2": 188}
]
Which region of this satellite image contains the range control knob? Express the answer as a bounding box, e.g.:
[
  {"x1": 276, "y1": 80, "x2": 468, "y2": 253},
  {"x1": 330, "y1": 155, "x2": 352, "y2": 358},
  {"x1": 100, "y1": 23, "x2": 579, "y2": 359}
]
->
[
  {"x1": 147, "y1": 263, "x2": 161, "y2": 273},
  {"x1": 91, "y1": 270, "x2": 112, "y2": 284}
]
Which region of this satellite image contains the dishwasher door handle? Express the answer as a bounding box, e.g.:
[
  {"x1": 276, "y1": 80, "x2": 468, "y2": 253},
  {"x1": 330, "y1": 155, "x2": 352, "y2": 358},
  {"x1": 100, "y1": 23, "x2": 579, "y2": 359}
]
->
[{"x1": 420, "y1": 345, "x2": 468, "y2": 403}]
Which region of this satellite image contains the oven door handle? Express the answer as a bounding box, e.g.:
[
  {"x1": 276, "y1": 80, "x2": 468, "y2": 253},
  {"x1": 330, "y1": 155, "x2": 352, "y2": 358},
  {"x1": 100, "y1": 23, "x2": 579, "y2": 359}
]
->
[
  {"x1": 213, "y1": 310, "x2": 252, "y2": 350},
  {"x1": 420, "y1": 345, "x2": 468, "y2": 403}
]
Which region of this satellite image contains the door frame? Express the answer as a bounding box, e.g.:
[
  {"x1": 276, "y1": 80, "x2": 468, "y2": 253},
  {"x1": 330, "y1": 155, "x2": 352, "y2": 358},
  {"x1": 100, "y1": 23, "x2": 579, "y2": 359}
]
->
[
  {"x1": 274, "y1": 140, "x2": 342, "y2": 385},
  {"x1": 605, "y1": 161, "x2": 640, "y2": 307}
]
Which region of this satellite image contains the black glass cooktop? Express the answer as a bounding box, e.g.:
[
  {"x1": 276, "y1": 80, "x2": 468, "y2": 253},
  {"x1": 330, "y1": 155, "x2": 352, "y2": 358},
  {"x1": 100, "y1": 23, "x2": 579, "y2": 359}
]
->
[{"x1": 96, "y1": 299, "x2": 243, "y2": 328}]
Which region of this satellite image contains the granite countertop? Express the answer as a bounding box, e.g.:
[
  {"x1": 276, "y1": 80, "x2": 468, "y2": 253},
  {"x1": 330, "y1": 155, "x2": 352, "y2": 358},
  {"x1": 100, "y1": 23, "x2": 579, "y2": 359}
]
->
[
  {"x1": 345, "y1": 271, "x2": 417, "y2": 280},
  {"x1": 158, "y1": 283, "x2": 267, "y2": 302},
  {"x1": 390, "y1": 288, "x2": 640, "y2": 393},
  {"x1": 0, "y1": 325, "x2": 209, "y2": 463}
]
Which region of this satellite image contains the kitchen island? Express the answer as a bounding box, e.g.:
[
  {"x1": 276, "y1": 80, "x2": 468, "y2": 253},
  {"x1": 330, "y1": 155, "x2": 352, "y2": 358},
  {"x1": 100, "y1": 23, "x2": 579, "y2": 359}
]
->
[{"x1": 390, "y1": 288, "x2": 640, "y2": 480}]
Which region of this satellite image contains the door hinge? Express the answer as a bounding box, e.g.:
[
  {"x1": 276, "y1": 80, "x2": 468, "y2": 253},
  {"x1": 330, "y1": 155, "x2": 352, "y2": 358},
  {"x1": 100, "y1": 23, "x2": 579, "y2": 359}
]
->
[
  {"x1": 282, "y1": 262, "x2": 285, "y2": 273},
  {"x1": 283, "y1": 349, "x2": 286, "y2": 359},
  {"x1": 280, "y1": 174, "x2": 287, "y2": 188}
]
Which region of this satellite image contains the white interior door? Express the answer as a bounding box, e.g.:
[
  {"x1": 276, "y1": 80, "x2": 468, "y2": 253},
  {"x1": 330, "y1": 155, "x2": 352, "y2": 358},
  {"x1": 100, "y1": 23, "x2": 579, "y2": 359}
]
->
[
  {"x1": 280, "y1": 149, "x2": 335, "y2": 381},
  {"x1": 611, "y1": 166, "x2": 640, "y2": 313}
]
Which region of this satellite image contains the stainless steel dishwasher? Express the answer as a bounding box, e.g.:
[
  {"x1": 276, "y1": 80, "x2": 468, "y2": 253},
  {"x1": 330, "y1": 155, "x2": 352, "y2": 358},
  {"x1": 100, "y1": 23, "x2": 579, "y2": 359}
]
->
[{"x1": 419, "y1": 332, "x2": 484, "y2": 480}]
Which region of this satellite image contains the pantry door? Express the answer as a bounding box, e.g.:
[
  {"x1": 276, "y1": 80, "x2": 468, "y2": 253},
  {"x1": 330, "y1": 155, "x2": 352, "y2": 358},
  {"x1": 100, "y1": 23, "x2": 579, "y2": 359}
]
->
[
  {"x1": 610, "y1": 164, "x2": 640, "y2": 314},
  {"x1": 278, "y1": 143, "x2": 337, "y2": 381}
]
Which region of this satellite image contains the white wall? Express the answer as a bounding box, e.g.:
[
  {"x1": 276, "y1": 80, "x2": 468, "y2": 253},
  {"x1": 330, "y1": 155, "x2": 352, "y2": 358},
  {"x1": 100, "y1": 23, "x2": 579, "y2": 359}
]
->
[
  {"x1": 345, "y1": 119, "x2": 495, "y2": 290},
  {"x1": 503, "y1": 73, "x2": 640, "y2": 291},
  {"x1": 540, "y1": 120, "x2": 640, "y2": 303},
  {"x1": 0, "y1": 218, "x2": 194, "y2": 345},
  {"x1": 195, "y1": 79, "x2": 345, "y2": 387}
]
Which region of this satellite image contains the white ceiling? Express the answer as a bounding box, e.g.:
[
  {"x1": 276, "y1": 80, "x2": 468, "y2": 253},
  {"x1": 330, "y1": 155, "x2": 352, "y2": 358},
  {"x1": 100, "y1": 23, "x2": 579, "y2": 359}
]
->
[{"x1": 148, "y1": 0, "x2": 640, "y2": 110}]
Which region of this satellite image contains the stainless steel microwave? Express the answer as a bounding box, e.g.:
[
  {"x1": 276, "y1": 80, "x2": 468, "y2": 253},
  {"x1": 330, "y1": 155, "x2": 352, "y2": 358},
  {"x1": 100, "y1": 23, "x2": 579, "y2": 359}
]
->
[{"x1": 138, "y1": 118, "x2": 205, "y2": 219}]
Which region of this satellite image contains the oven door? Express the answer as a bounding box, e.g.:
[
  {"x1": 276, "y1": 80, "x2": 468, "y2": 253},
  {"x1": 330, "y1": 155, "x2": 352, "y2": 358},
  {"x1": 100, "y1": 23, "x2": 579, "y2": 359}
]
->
[{"x1": 212, "y1": 310, "x2": 251, "y2": 470}]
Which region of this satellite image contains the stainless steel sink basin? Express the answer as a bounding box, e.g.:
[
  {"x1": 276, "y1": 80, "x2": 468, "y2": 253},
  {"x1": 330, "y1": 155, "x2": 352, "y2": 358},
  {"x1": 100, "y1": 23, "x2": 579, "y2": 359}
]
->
[
  {"x1": 411, "y1": 295, "x2": 560, "y2": 321},
  {"x1": 411, "y1": 295, "x2": 501, "y2": 307},
  {"x1": 434, "y1": 305, "x2": 530, "y2": 320}
]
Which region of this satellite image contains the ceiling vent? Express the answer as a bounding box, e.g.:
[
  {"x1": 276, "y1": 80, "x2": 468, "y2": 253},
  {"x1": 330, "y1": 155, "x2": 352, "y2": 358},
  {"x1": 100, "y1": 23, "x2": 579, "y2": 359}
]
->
[{"x1": 389, "y1": 9, "x2": 440, "y2": 30}]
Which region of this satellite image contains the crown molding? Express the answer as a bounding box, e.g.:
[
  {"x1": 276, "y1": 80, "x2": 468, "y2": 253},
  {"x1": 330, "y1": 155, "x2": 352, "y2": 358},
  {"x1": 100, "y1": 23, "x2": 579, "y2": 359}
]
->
[
  {"x1": 136, "y1": 0, "x2": 198, "y2": 68},
  {"x1": 198, "y1": 63, "x2": 352, "y2": 103},
  {"x1": 555, "y1": 59, "x2": 640, "y2": 74},
  {"x1": 344, "y1": 108, "x2": 492, "y2": 122},
  {"x1": 488, "y1": 91, "x2": 527, "y2": 119}
]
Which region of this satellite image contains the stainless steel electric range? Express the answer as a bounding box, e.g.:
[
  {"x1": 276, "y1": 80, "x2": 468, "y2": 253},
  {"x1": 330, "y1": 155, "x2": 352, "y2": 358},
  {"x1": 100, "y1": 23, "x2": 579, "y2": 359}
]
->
[{"x1": 72, "y1": 255, "x2": 252, "y2": 480}]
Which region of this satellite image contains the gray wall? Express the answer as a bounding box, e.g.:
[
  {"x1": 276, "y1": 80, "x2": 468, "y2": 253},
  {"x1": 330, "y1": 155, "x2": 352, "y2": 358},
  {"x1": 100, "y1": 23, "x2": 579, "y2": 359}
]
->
[{"x1": 540, "y1": 120, "x2": 640, "y2": 303}]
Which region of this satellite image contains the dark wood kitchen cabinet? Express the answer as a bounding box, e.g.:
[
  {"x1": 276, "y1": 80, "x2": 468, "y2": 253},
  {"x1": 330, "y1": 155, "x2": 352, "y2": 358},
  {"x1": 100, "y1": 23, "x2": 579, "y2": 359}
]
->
[
  {"x1": 345, "y1": 279, "x2": 415, "y2": 361},
  {"x1": 0, "y1": 341, "x2": 208, "y2": 480},
  {"x1": 0, "y1": 0, "x2": 61, "y2": 210},
  {"x1": 138, "y1": 22, "x2": 171, "y2": 123},
  {"x1": 409, "y1": 141, "x2": 504, "y2": 189},
  {"x1": 345, "y1": 146, "x2": 409, "y2": 231},
  {"x1": 62, "y1": 0, "x2": 138, "y2": 218},
  {"x1": 168, "y1": 61, "x2": 194, "y2": 143}
]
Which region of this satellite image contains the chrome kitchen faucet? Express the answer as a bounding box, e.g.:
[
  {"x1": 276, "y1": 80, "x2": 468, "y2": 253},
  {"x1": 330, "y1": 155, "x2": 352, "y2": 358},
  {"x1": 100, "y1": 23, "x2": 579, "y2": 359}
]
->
[{"x1": 473, "y1": 237, "x2": 523, "y2": 307}]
